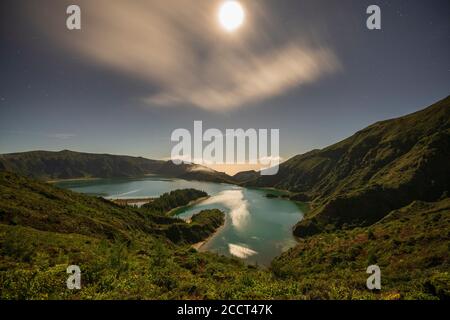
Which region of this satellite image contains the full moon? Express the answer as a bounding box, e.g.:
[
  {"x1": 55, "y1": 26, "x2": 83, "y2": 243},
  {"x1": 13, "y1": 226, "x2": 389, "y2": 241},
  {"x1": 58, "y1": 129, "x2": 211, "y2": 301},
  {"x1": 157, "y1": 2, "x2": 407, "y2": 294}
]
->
[{"x1": 218, "y1": 1, "x2": 245, "y2": 32}]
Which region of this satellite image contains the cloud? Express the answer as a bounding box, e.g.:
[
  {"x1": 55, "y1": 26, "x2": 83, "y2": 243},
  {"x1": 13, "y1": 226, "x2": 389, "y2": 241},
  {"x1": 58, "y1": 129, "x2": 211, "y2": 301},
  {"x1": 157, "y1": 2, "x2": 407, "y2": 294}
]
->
[
  {"x1": 146, "y1": 45, "x2": 338, "y2": 111},
  {"x1": 33, "y1": 0, "x2": 340, "y2": 111}
]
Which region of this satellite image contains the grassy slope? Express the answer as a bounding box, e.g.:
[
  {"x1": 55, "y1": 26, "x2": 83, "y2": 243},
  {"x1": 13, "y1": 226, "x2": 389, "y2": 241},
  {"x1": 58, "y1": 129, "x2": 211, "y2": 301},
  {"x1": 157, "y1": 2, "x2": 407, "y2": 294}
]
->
[
  {"x1": 1, "y1": 171, "x2": 449, "y2": 299},
  {"x1": 272, "y1": 198, "x2": 450, "y2": 300},
  {"x1": 0, "y1": 150, "x2": 233, "y2": 183},
  {"x1": 142, "y1": 189, "x2": 208, "y2": 215},
  {"x1": 249, "y1": 96, "x2": 450, "y2": 235},
  {"x1": 0, "y1": 150, "x2": 164, "y2": 180},
  {"x1": 0, "y1": 172, "x2": 284, "y2": 299}
]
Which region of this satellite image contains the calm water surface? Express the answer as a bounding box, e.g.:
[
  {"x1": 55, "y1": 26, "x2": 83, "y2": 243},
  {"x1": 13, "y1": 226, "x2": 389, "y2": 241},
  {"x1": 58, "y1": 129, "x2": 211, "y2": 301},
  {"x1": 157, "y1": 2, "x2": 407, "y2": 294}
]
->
[{"x1": 57, "y1": 176, "x2": 303, "y2": 266}]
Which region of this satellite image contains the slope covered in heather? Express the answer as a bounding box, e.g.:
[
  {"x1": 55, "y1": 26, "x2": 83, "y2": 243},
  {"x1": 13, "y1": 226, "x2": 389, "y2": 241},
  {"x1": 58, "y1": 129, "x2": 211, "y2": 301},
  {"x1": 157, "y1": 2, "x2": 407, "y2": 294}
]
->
[
  {"x1": 0, "y1": 171, "x2": 448, "y2": 299},
  {"x1": 249, "y1": 96, "x2": 450, "y2": 236},
  {"x1": 272, "y1": 198, "x2": 450, "y2": 300}
]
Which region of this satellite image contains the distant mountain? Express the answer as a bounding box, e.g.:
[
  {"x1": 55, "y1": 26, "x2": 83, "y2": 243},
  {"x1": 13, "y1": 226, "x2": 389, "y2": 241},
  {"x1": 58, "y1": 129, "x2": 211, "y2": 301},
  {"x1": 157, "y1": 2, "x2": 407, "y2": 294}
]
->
[
  {"x1": 0, "y1": 150, "x2": 233, "y2": 183},
  {"x1": 156, "y1": 161, "x2": 233, "y2": 183},
  {"x1": 248, "y1": 96, "x2": 450, "y2": 236},
  {"x1": 232, "y1": 170, "x2": 261, "y2": 183}
]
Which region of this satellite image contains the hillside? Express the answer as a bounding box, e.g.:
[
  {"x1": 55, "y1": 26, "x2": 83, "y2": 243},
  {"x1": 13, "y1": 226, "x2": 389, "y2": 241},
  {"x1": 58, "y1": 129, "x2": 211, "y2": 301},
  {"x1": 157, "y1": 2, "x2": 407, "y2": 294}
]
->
[
  {"x1": 248, "y1": 96, "x2": 450, "y2": 236},
  {"x1": 1, "y1": 171, "x2": 448, "y2": 299},
  {"x1": 233, "y1": 170, "x2": 261, "y2": 183},
  {"x1": 272, "y1": 198, "x2": 450, "y2": 299},
  {"x1": 0, "y1": 172, "x2": 256, "y2": 299},
  {"x1": 0, "y1": 172, "x2": 222, "y2": 245},
  {"x1": 142, "y1": 189, "x2": 208, "y2": 215},
  {"x1": 0, "y1": 150, "x2": 232, "y2": 183}
]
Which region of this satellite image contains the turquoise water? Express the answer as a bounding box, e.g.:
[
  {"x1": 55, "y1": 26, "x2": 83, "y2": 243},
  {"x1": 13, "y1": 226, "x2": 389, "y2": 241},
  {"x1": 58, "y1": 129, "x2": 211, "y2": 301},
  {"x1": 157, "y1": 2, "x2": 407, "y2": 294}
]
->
[{"x1": 56, "y1": 176, "x2": 303, "y2": 266}]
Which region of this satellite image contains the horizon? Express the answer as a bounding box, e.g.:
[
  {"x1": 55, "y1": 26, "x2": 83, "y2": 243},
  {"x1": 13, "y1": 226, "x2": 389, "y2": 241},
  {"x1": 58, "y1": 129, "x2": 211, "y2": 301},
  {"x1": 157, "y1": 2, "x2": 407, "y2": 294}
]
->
[
  {"x1": 1, "y1": 0, "x2": 449, "y2": 175},
  {"x1": 1, "y1": 94, "x2": 448, "y2": 176}
]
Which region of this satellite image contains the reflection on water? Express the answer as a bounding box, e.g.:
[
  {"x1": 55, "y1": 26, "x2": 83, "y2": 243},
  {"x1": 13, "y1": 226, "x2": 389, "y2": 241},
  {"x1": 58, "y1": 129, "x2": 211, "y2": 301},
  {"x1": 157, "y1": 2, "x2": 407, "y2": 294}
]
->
[
  {"x1": 202, "y1": 190, "x2": 250, "y2": 230},
  {"x1": 56, "y1": 176, "x2": 304, "y2": 266},
  {"x1": 108, "y1": 189, "x2": 142, "y2": 199},
  {"x1": 229, "y1": 243, "x2": 258, "y2": 259}
]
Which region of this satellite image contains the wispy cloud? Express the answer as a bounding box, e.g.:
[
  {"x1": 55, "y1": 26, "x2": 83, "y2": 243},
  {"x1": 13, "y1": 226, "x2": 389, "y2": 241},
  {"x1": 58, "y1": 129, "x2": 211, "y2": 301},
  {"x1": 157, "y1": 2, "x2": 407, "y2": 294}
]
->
[
  {"x1": 146, "y1": 45, "x2": 339, "y2": 111},
  {"x1": 32, "y1": 0, "x2": 341, "y2": 111}
]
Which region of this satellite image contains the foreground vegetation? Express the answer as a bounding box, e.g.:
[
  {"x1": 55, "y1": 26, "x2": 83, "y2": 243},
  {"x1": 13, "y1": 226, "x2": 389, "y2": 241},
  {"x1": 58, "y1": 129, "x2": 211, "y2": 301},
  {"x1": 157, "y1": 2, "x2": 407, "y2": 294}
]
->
[
  {"x1": 142, "y1": 189, "x2": 208, "y2": 215},
  {"x1": 273, "y1": 198, "x2": 450, "y2": 300},
  {"x1": 0, "y1": 171, "x2": 448, "y2": 300},
  {"x1": 249, "y1": 96, "x2": 450, "y2": 238}
]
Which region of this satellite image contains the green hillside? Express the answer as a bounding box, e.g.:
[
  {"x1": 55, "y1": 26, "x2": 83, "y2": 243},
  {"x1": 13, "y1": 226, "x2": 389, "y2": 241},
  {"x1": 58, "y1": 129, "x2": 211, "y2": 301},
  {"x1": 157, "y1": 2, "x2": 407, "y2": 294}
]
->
[
  {"x1": 249, "y1": 96, "x2": 450, "y2": 236},
  {"x1": 0, "y1": 172, "x2": 448, "y2": 299},
  {"x1": 0, "y1": 150, "x2": 232, "y2": 183},
  {"x1": 0, "y1": 171, "x2": 253, "y2": 299},
  {"x1": 142, "y1": 189, "x2": 208, "y2": 215},
  {"x1": 272, "y1": 198, "x2": 450, "y2": 300},
  {"x1": 1, "y1": 96, "x2": 449, "y2": 300}
]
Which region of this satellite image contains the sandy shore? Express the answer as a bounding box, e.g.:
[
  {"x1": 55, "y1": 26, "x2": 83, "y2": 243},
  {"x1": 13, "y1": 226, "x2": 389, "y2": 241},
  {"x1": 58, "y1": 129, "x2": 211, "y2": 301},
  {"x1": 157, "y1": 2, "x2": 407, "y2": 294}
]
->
[
  {"x1": 110, "y1": 198, "x2": 155, "y2": 207},
  {"x1": 192, "y1": 219, "x2": 226, "y2": 251}
]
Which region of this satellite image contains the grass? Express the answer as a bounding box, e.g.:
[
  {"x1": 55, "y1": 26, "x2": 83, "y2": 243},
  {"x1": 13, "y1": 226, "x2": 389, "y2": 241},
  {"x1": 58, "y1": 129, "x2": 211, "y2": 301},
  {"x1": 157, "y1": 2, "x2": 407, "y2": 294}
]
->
[
  {"x1": 249, "y1": 96, "x2": 450, "y2": 237},
  {"x1": 0, "y1": 171, "x2": 449, "y2": 300},
  {"x1": 272, "y1": 198, "x2": 450, "y2": 300}
]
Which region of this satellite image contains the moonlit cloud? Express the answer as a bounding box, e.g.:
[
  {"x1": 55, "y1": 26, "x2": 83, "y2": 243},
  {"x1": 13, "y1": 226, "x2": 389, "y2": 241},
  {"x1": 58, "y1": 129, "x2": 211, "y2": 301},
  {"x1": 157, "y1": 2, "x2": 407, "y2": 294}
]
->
[
  {"x1": 32, "y1": 0, "x2": 341, "y2": 111},
  {"x1": 146, "y1": 44, "x2": 339, "y2": 111}
]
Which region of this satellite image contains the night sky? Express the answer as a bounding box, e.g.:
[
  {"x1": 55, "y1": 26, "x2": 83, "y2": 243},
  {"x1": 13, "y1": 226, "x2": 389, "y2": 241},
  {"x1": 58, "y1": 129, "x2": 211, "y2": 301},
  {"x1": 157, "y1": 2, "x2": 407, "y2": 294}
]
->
[{"x1": 0, "y1": 0, "x2": 449, "y2": 173}]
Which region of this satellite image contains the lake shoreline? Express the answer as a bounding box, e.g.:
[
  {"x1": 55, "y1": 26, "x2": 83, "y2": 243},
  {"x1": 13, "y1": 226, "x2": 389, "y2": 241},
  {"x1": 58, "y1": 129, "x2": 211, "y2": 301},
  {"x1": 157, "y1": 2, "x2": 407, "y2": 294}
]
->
[
  {"x1": 110, "y1": 197, "x2": 155, "y2": 207},
  {"x1": 192, "y1": 218, "x2": 226, "y2": 251},
  {"x1": 57, "y1": 177, "x2": 303, "y2": 266},
  {"x1": 168, "y1": 196, "x2": 210, "y2": 216},
  {"x1": 47, "y1": 177, "x2": 102, "y2": 183}
]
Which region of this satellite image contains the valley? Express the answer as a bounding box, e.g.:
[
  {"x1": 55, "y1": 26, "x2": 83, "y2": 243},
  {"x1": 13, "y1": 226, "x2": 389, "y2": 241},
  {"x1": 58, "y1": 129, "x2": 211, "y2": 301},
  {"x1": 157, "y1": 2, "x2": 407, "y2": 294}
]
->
[
  {"x1": 0, "y1": 96, "x2": 449, "y2": 299},
  {"x1": 55, "y1": 176, "x2": 303, "y2": 266}
]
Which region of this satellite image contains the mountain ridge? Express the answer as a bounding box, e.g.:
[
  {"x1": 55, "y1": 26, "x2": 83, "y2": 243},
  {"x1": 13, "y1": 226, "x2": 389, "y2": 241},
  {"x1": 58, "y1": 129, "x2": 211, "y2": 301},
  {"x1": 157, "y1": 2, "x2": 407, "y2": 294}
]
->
[
  {"x1": 0, "y1": 149, "x2": 233, "y2": 184},
  {"x1": 246, "y1": 95, "x2": 450, "y2": 236}
]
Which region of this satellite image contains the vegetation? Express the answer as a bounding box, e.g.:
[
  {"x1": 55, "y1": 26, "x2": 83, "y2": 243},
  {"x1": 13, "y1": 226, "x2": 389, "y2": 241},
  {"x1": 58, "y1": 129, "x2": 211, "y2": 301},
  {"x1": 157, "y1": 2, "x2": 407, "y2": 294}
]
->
[
  {"x1": 272, "y1": 198, "x2": 450, "y2": 300},
  {"x1": 248, "y1": 96, "x2": 450, "y2": 237},
  {"x1": 1, "y1": 97, "x2": 449, "y2": 300},
  {"x1": 232, "y1": 170, "x2": 260, "y2": 183},
  {"x1": 1, "y1": 171, "x2": 448, "y2": 300},
  {"x1": 142, "y1": 189, "x2": 208, "y2": 215},
  {"x1": 0, "y1": 150, "x2": 232, "y2": 183},
  {"x1": 162, "y1": 209, "x2": 225, "y2": 244},
  {"x1": 0, "y1": 150, "x2": 164, "y2": 180}
]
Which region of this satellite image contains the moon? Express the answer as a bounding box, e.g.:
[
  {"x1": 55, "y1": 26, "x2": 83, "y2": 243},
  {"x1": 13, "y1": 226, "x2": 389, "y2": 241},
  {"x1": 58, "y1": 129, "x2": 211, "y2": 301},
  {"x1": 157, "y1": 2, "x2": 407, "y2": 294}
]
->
[{"x1": 218, "y1": 1, "x2": 245, "y2": 32}]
